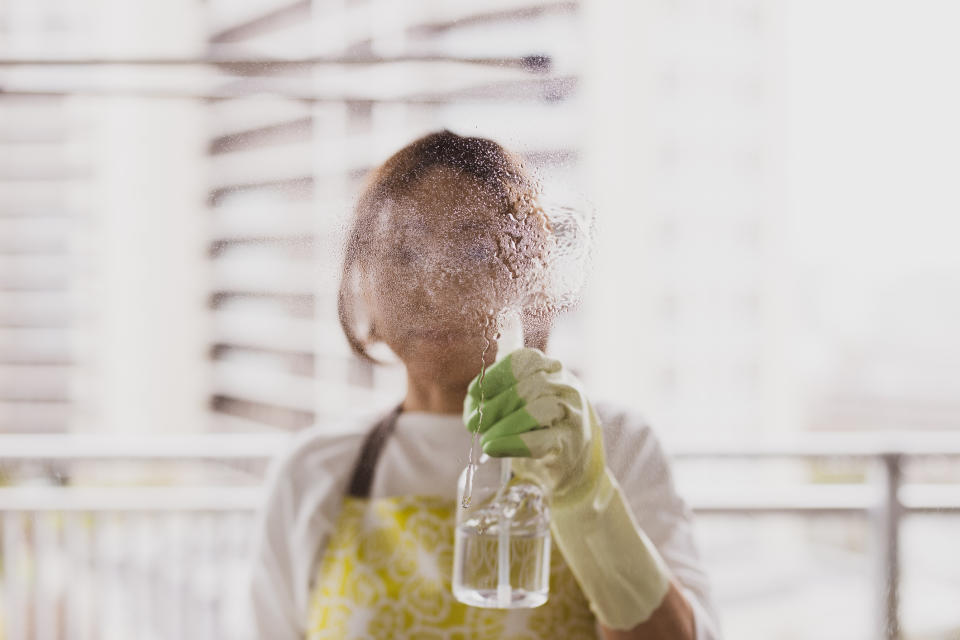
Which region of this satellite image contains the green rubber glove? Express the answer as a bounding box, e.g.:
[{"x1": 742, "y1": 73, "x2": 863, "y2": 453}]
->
[{"x1": 464, "y1": 348, "x2": 671, "y2": 629}]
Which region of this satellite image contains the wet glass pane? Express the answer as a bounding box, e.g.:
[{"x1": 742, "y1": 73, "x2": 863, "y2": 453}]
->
[
  {"x1": 3, "y1": 0, "x2": 960, "y2": 638},
  {"x1": 699, "y1": 516, "x2": 873, "y2": 640}
]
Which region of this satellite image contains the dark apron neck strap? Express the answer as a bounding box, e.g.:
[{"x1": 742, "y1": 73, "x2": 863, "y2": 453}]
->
[{"x1": 346, "y1": 404, "x2": 403, "y2": 498}]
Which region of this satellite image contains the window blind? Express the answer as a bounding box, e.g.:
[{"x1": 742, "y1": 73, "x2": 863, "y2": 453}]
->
[{"x1": 204, "y1": 0, "x2": 585, "y2": 432}]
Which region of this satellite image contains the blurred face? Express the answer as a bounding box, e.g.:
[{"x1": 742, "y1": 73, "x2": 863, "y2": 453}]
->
[{"x1": 361, "y1": 167, "x2": 547, "y2": 389}]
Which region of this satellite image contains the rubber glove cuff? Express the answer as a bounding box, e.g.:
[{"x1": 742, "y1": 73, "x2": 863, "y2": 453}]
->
[{"x1": 550, "y1": 466, "x2": 672, "y2": 630}]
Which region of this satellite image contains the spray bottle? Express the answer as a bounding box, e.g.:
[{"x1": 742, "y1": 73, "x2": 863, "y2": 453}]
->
[{"x1": 452, "y1": 312, "x2": 551, "y2": 609}]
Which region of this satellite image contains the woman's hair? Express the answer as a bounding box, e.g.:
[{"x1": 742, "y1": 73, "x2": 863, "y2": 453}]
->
[{"x1": 337, "y1": 130, "x2": 542, "y2": 362}]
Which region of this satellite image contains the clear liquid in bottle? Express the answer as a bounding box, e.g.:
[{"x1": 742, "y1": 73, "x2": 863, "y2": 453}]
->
[{"x1": 453, "y1": 471, "x2": 551, "y2": 608}]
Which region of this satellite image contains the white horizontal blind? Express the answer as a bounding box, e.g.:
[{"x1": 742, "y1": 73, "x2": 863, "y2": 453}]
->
[{"x1": 0, "y1": 92, "x2": 79, "y2": 432}]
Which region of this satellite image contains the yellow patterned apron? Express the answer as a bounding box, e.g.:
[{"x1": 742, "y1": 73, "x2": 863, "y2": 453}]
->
[{"x1": 307, "y1": 407, "x2": 596, "y2": 640}]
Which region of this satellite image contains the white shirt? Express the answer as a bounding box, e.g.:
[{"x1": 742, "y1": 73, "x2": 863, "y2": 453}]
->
[{"x1": 248, "y1": 404, "x2": 721, "y2": 639}]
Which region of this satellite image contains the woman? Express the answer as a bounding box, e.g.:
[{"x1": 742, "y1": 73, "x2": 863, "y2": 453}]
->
[{"x1": 249, "y1": 131, "x2": 720, "y2": 639}]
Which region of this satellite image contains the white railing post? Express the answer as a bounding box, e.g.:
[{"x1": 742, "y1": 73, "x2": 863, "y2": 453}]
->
[{"x1": 877, "y1": 453, "x2": 903, "y2": 640}]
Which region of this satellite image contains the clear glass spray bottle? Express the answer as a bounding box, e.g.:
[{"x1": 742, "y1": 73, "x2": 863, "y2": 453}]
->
[{"x1": 452, "y1": 313, "x2": 551, "y2": 609}]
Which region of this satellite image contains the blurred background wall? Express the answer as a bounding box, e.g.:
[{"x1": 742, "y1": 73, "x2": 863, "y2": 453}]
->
[{"x1": 1, "y1": 0, "x2": 959, "y2": 638}]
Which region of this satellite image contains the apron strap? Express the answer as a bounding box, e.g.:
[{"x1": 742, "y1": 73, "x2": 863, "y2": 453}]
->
[{"x1": 346, "y1": 403, "x2": 403, "y2": 498}]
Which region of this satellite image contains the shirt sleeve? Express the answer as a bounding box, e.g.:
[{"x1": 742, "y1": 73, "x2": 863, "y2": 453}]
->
[
  {"x1": 247, "y1": 428, "x2": 365, "y2": 640},
  {"x1": 598, "y1": 405, "x2": 722, "y2": 640}
]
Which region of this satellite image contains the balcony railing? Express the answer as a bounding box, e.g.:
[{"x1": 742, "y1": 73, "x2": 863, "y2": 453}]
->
[
  {"x1": 1, "y1": 432, "x2": 959, "y2": 640},
  {"x1": 670, "y1": 432, "x2": 960, "y2": 640},
  {"x1": 0, "y1": 435, "x2": 279, "y2": 640}
]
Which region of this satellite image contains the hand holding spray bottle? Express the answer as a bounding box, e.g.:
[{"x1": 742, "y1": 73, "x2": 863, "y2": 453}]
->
[
  {"x1": 453, "y1": 312, "x2": 552, "y2": 609},
  {"x1": 455, "y1": 313, "x2": 676, "y2": 629}
]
